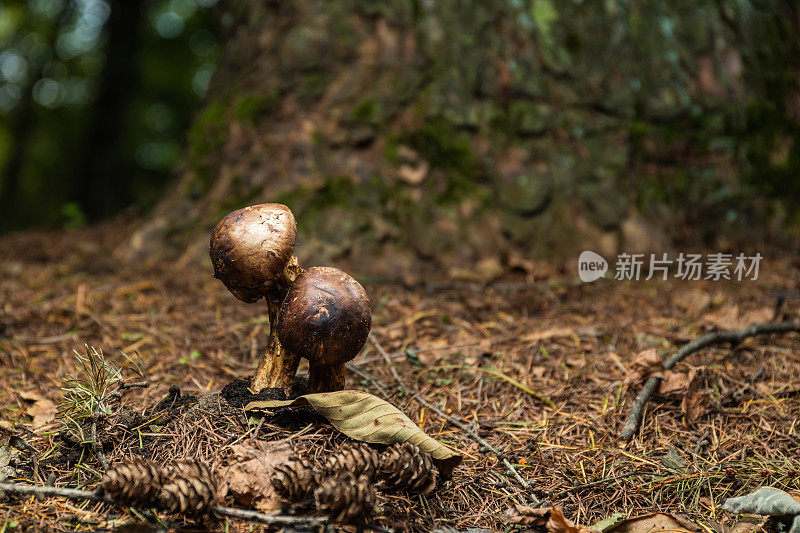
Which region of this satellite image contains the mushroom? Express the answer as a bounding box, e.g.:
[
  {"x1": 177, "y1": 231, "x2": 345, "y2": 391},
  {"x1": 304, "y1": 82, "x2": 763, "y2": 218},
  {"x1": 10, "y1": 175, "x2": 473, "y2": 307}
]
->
[
  {"x1": 276, "y1": 266, "x2": 371, "y2": 393},
  {"x1": 209, "y1": 203, "x2": 304, "y2": 392}
]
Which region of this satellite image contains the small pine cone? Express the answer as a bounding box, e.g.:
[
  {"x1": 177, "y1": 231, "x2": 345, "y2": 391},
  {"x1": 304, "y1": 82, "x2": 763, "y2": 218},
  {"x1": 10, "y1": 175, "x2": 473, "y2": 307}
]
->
[
  {"x1": 379, "y1": 442, "x2": 438, "y2": 495},
  {"x1": 271, "y1": 458, "x2": 323, "y2": 501},
  {"x1": 100, "y1": 457, "x2": 162, "y2": 506},
  {"x1": 314, "y1": 473, "x2": 375, "y2": 523},
  {"x1": 159, "y1": 459, "x2": 219, "y2": 515},
  {"x1": 323, "y1": 442, "x2": 381, "y2": 479},
  {"x1": 160, "y1": 458, "x2": 214, "y2": 480}
]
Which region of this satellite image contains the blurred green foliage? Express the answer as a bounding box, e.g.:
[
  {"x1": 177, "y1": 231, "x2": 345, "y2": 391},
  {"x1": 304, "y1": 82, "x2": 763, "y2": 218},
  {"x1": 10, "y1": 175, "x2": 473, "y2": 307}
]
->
[{"x1": 0, "y1": 0, "x2": 218, "y2": 232}]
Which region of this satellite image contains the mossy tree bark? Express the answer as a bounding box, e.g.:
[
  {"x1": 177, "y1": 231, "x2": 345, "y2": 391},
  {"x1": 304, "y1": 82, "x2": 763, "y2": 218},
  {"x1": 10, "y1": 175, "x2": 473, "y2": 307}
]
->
[{"x1": 129, "y1": 0, "x2": 800, "y2": 278}]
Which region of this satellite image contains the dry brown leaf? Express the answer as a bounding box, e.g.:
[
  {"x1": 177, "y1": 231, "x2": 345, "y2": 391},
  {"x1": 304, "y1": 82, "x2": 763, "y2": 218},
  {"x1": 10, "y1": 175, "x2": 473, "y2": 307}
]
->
[
  {"x1": 658, "y1": 367, "x2": 698, "y2": 396},
  {"x1": 22, "y1": 392, "x2": 56, "y2": 429},
  {"x1": 548, "y1": 506, "x2": 597, "y2": 533},
  {"x1": 245, "y1": 390, "x2": 462, "y2": 476},
  {"x1": 727, "y1": 517, "x2": 769, "y2": 533},
  {"x1": 623, "y1": 349, "x2": 663, "y2": 389},
  {"x1": 605, "y1": 512, "x2": 701, "y2": 533},
  {"x1": 681, "y1": 370, "x2": 709, "y2": 422},
  {"x1": 217, "y1": 442, "x2": 293, "y2": 511},
  {"x1": 504, "y1": 504, "x2": 550, "y2": 526},
  {"x1": 520, "y1": 327, "x2": 576, "y2": 343},
  {"x1": 703, "y1": 305, "x2": 774, "y2": 330},
  {"x1": 703, "y1": 305, "x2": 741, "y2": 330}
]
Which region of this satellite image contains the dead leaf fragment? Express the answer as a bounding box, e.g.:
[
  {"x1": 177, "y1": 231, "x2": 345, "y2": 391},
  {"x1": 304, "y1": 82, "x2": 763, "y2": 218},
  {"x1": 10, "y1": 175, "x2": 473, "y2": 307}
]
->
[
  {"x1": 504, "y1": 504, "x2": 550, "y2": 526},
  {"x1": 658, "y1": 370, "x2": 693, "y2": 395},
  {"x1": 520, "y1": 327, "x2": 576, "y2": 343},
  {"x1": 218, "y1": 442, "x2": 293, "y2": 511},
  {"x1": 605, "y1": 512, "x2": 702, "y2": 533},
  {"x1": 24, "y1": 394, "x2": 56, "y2": 429},
  {"x1": 245, "y1": 390, "x2": 462, "y2": 476},
  {"x1": 623, "y1": 349, "x2": 663, "y2": 389},
  {"x1": 681, "y1": 369, "x2": 708, "y2": 422},
  {"x1": 703, "y1": 305, "x2": 774, "y2": 331},
  {"x1": 548, "y1": 506, "x2": 598, "y2": 533}
]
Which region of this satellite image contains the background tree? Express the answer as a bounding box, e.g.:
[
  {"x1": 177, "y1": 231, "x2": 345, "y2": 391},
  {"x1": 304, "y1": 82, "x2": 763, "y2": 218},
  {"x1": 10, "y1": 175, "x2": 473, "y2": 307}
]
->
[
  {"x1": 130, "y1": 0, "x2": 800, "y2": 278},
  {"x1": 1, "y1": 0, "x2": 799, "y2": 277}
]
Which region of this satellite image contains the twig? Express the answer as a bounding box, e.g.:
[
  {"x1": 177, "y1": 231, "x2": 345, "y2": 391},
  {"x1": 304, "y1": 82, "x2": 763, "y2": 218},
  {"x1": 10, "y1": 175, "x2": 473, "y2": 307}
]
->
[
  {"x1": 368, "y1": 334, "x2": 405, "y2": 386},
  {"x1": 0, "y1": 482, "x2": 333, "y2": 527},
  {"x1": 367, "y1": 334, "x2": 544, "y2": 506},
  {"x1": 0, "y1": 482, "x2": 107, "y2": 502},
  {"x1": 117, "y1": 380, "x2": 149, "y2": 390},
  {"x1": 212, "y1": 505, "x2": 327, "y2": 526},
  {"x1": 346, "y1": 361, "x2": 391, "y2": 398},
  {"x1": 620, "y1": 320, "x2": 800, "y2": 441}
]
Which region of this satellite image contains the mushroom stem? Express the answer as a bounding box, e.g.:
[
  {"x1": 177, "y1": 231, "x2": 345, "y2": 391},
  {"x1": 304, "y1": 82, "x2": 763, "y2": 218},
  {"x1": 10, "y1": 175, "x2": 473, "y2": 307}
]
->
[
  {"x1": 308, "y1": 364, "x2": 346, "y2": 393},
  {"x1": 249, "y1": 258, "x2": 304, "y2": 394}
]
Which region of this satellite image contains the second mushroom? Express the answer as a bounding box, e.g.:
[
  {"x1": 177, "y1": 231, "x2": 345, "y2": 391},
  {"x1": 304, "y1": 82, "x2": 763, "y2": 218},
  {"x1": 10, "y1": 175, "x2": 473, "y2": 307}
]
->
[{"x1": 276, "y1": 266, "x2": 372, "y2": 393}]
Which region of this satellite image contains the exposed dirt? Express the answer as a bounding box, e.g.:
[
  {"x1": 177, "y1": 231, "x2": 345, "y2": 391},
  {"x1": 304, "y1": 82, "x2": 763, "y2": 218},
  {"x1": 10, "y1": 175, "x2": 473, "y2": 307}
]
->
[
  {"x1": 1, "y1": 225, "x2": 799, "y2": 531},
  {"x1": 220, "y1": 376, "x2": 309, "y2": 407}
]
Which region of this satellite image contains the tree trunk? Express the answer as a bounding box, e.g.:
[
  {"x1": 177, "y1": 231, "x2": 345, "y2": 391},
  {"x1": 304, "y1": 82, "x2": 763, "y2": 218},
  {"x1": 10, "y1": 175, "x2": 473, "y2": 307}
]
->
[
  {"x1": 74, "y1": 0, "x2": 144, "y2": 220},
  {"x1": 127, "y1": 0, "x2": 800, "y2": 277}
]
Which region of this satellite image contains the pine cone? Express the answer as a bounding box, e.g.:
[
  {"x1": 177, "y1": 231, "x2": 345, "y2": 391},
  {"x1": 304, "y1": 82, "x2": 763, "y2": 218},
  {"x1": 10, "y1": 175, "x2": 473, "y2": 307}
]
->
[
  {"x1": 314, "y1": 473, "x2": 375, "y2": 523},
  {"x1": 323, "y1": 442, "x2": 381, "y2": 479},
  {"x1": 271, "y1": 457, "x2": 323, "y2": 500},
  {"x1": 160, "y1": 458, "x2": 214, "y2": 480},
  {"x1": 100, "y1": 457, "x2": 162, "y2": 506},
  {"x1": 379, "y1": 442, "x2": 438, "y2": 495},
  {"x1": 158, "y1": 459, "x2": 219, "y2": 515}
]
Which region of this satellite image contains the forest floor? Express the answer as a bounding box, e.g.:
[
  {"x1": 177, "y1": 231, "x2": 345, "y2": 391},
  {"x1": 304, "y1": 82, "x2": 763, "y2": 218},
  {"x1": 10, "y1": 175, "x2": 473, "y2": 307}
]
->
[{"x1": 1, "y1": 225, "x2": 799, "y2": 532}]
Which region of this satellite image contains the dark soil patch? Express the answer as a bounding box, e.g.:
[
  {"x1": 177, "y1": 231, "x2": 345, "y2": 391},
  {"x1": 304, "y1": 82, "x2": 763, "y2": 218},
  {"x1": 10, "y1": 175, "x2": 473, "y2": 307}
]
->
[{"x1": 220, "y1": 376, "x2": 309, "y2": 408}]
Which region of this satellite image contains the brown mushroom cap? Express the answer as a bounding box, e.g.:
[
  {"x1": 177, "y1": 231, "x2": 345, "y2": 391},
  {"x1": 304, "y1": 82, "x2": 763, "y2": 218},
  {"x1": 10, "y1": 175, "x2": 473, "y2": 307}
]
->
[
  {"x1": 210, "y1": 203, "x2": 297, "y2": 303},
  {"x1": 276, "y1": 266, "x2": 371, "y2": 367}
]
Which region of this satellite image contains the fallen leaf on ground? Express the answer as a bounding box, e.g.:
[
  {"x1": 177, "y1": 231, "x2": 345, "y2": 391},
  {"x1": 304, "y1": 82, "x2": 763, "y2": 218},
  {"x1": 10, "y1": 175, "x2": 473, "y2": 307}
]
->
[
  {"x1": 520, "y1": 327, "x2": 576, "y2": 343},
  {"x1": 592, "y1": 512, "x2": 625, "y2": 532},
  {"x1": 724, "y1": 488, "x2": 800, "y2": 533},
  {"x1": 217, "y1": 442, "x2": 293, "y2": 511},
  {"x1": 658, "y1": 369, "x2": 694, "y2": 395},
  {"x1": 245, "y1": 390, "x2": 462, "y2": 476},
  {"x1": 21, "y1": 391, "x2": 56, "y2": 428},
  {"x1": 623, "y1": 349, "x2": 663, "y2": 389},
  {"x1": 548, "y1": 506, "x2": 598, "y2": 533},
  {"x1": 503, "y1": 504, "x2": 550, "y2": 526},
  {"x1": 723, "y1": 487, "x2": 800, "y2": 515},
  {"x1": 605, "y1": 512, "x2": 701, "y2": 533},
  {"x1": 724, "y1": 517, "x2": 770, "y2": 533},
  {"x1": 681, "y1": 369, "x2": 708, "y2": 422},
  {"x1": 703, "y1": 305, "x2": 774, "y2": 331}
]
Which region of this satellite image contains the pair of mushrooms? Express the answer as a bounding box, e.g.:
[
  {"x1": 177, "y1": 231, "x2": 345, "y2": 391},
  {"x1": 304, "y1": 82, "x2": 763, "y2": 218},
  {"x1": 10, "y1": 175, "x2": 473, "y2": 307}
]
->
[{"x1": 209, "y1": 203, "x2": 371, "y2": 394}]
